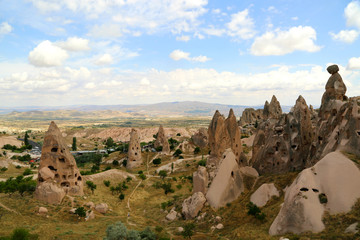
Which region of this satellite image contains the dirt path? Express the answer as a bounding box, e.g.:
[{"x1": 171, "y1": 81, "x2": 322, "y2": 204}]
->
[
  {"x1": 147, "y1": 153, "x2": 159, "y2": 175},
  {"x1": 127, "y1": 180, "x2": 142, "y2": 212},
  {"x1": 0, "y1": 201, "x2": 20, "y2": 215}
]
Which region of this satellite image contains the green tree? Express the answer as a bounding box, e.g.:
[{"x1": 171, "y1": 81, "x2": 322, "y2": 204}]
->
[
  {"x1": 86, "y1": 181, "x2": 97, "y2": 194},
  {"x1": 103, "y1": 180, "x2": 111, "y2": 187},
  {"x1": 119, "y1": 193, "x2": 125, "y2": 200},
  {"x1": 158, "y1": 170, "x2": 167, "y2": 180},
  {"x1": 194, "y1": 147, "x2": 200, "y2": 154},
  {"x1": 75, "y1": 207, "x2": 86, "y2": 218},
  {"x1": 23, "y1": 168, "x2": 32, "y2": 176},
  {"x1": 72, "y1": 137, "x2": 77, "y2": 151},
  {"x1": 182, "y1": 223, "x2": 195, "y2": 239},
  {"x1": 173, "y1": 149, "x2": 183, "y2": 157},
  {"x1": 153, "y1": 158, "x2": 161, "y2": 165},
  {"x1": 24, "y1": 132, "x2": 29, "y2": 146},
  {"x1": 105, "y1": 137, "x2": 114, "y2": 148}
]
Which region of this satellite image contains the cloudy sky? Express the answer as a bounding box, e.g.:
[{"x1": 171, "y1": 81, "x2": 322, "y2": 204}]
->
[{"x1": 1, "y1": 0, "x2": 360, "y2": 107}]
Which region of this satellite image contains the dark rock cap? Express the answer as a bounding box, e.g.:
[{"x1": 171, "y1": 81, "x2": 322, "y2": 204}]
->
[{"x1": 327, "y1": 65, "x2": 339, "y2": 75}]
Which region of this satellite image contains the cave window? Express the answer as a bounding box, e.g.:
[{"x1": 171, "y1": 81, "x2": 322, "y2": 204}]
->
[
  {"x1": 75, "y1": 173, "x2": 77, "y2": 177},
  {"x1": 77, "y1": 176, "x2": 82, "y2": 181},
  {"x1": 236, "y1": 144, "x2": 238, "y2": 147},
  {"x1": 300, "y1": 187, "x2": 309, "y2": 192},
  {"x1": 356, "y1": 131, "x2": 360, "y2": 136},
  {"x1": 55, "y1": 174, "x2": 59, "y2": 178},
  {"x1": 59, "y1": 158, "x2": 65, "y2": 163},
  {"x1": 332, "y1": 109, "x2": 337, "y2": 116},
  {"x1": 275, "y1": 146, "x2": 279, "y2": 151},
  {"x1": 290, "y1": 158, "x2": 293, "y2": 162},
  {"x1": 38, "y1": 177, "x2": 44, "y2": 182},
  {"x1": 51, "y1": 147, "x2": 58, "y2": 152},
  {"x1": 135, "y1": 152, "x2": 137, "y2": 155},
  {"x1": 61, "y1": 182, "x2": 70, "y2": 187},
  {"x1": 312, "y1": 188, "x2": 319, "y2": 192},
  {"x1": 231, "y1": 171, "x2": 234, "y2": 177},
  {"x1": 62, "y1": 175, "x2": 66, "y2": 179},
  {"x1": 75, "y1": 182, "x2": 78, "y2": 185},
  {"x1": 132, "y1": 147, "x2": 134, "y2": 150},
  {"x1": 48, "y1": 166, "x2": 57, "y2": 171},
  {"x1": 223, "y1": 155, "x2": 226, "y2": 159},
  {"x1": 291, "y1": 145, "x2": 297, "y2": 149},
  {"x1": 277, "y1": 162, "x2": 279, "y2": 165},
  {"x1": 272, "y1": 163, "x2": 275, "y2": 166}
]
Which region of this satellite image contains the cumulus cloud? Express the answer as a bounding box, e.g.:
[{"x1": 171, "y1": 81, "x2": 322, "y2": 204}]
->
[
  {"x1": 57, "y1": 37, "x2": 90, "y2": 51},
  {"x1": 347, "y1": 57, "x2": 360, "y2": 69},
  {"x1": 169, "y1": 50, "x2": 210, "y2": 62},
  {"x1": 0, "y1": 22, "x2": 13, "y2": 36},
  {"x1": 330, "y1": 30, "x2": 359, "y2": 43},
  {"x1": 28, "y1": 40, "x2": 69, "y2": 67},
  {"x1": 345, "y1": 1, "x2": 360, "y2": 29},
  {"x1": 226, "y1": 9, "x2": 255, "y2": 39},
  {"x1": 250, "y1": 26, "x2": 322, "y2": 56},
  {"x1": 140, "y1": 78, "x2": 150, "y2": 85},
  {"x1": 176, "y1": 35, "x2": 191, "y2": 42},
  {"x1": 95, "y1": 54, "x2": 113, "y2": 65}
]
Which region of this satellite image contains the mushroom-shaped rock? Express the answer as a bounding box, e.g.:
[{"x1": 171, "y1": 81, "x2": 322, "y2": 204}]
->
[
  {"x1": 269, "y1": 152, "x2": 360, "y2": 235},
  {"x1": 206, "y1": 149, "x2": 244, "y2": 209},
  {"x1": 250, "y1": 183, "x2": 279, "y2": 207},
  {"x1": 193, "y1": 166, "x2": 208, "y2": 194},
  {"x1": 182, "y1": 192, "x2": 206, "y2": 219}
]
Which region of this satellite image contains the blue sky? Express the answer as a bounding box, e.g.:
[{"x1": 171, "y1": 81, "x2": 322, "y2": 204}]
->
[{"x1": 0, "y1": 0, "x2": 360, "y2": 108}]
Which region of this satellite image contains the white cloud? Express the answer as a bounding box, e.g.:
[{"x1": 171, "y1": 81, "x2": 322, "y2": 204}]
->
[
  {"x1": 28, "y1": 40, "x2": 69, "y2": 67},
  {"x1": 203, "y1": 27, "x2": 225, "y2": 36},
  {"x1": 57, "y1": 37, "x2": 90, "y2": 51},
  {"x1": 176, "y1": 35, "x2": 191, "y2": 42},
  {"x1": 330, "y1": 30, "x2": 359, "y2": 43},
  {"x1": 345, "y1": 1, "x2": 360, "y2": 29},
  {"x1": 292, "y1": 17, "x2": 298, "y2": 21},
  {"x1": 169, "y1": 50, "x2": 210, "y2": 62},
  {"x1": 226, "y1": 9, "x2": 255, "y2": 39},
  {"x1": 347, "y1": 57, "x2": 360, "y2": 69},
  {"x1": 0, "y1": 22, "x2": 13, "y2": 36},
  {"x1": 140, "y1": 78, "x2": 150, "y2": 85},
  {"x1": 88, "y1": 24, "x2": 125, "y2": 38},
  {"x1": 85, "y1": 82, "x2": 96, "y2": 89},
  {"x1": 251, "y1": 26, "x2": 322, "y2": 56},
  {"x1": 95, "y1": 54, "x2": 113, "y2": 66}
]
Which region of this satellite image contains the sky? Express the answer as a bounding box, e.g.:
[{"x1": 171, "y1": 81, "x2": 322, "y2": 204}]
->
[{"x1": 0, "y1": 0, "x2": 360, "y2": 108}]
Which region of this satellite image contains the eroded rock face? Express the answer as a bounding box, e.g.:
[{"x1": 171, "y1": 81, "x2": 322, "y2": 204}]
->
[
  {"x1": 127, "y1": 128, "x2": 142, "y2": 169},
  {"x1": 193, "y1": 166, "x2": 208, "y2": 194},
  {"x1": 154, "y1": 125, "x2": 170, "y2": 153},
  {"x1": 206, "y1": 149, "x2": 244, "y2": 209},
  {"x1": 182, "y1": 192, "x2": 206, "y2": 219},
  {"x1": 191, "y1": 128, "x2": 208, "y2": 148},
  {"x1": 208, "y1": 109, "x2": 243, "y2": 165},
  {"x1": 252, "y1": 96, "x2": 315, "y2": 174},
  {"x1": 250, "y1": 183, "x2": 279, "y2": 207},
  {"x1": 239, "y1": 108, "x2": 263, "y2": 126},
  {"x1": 269, "y1": 152, "x2": 360, "y2": 235},
  {"x1": 319, "y1": 64, "x2": 347, "y2": 121},
  {"x1": 35, "y1": 121, "x2": 83, "y2": 204},
  {"x1": 263, "y1": 95, "x2": 282, "y2": 120}
]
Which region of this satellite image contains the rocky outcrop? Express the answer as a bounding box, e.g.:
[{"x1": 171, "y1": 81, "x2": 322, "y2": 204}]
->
[
  {"x1": 182, "y1": 192, "x2": 206, "y2": 219},
  {"x1": 191, "y1": 128, "x2": 208, "y2": 148},
  {"x1": 319, "y1": 64, "x2": 347, "y2": 121},
  {"x1": 239, "y1": 108, "x2": 263, "y2": 126},
  {"x1": 35, "y1": 121, "x2": 83, "y2": 204},
  {"x1": 263, "y1": 95, "x2": 282, "y2": 120},
  {"x1": 269, "y1": 152, "x2": 360, "y2": 235},
  {"x1": 250, "y1": 183, "x2": 279, "y2": 207},
  {"x1": 154, "y1": 125, "x2": 170, "y2": 153},
  {"x1": 193, "y1": 166, "x2": 208, "y2": 194},
  {"x1": 127, "y1": 129, "x2": 142, "y2": 169},
  {"x1": 206, "y1": 149, "x2": 244, "y2": 209},
  {"x1": 252, "y1": 96, "x2": 315, "y2": 174},
  {"x1": 95, "y1": 203, "x2": 109, "y2": 214},
  {"x1": 208, "y1": 109, "x2": 243, "y2": 165}
]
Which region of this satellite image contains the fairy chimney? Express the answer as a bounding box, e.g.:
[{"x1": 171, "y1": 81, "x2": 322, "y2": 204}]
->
[
  {"x1": 154, "y1": 125, "x2": 170, "y2": 153},
  {"x1": 127, "y1": 128, "x2": 142, "y2": 169}
]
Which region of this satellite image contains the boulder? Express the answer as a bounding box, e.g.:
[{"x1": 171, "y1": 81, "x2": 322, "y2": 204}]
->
[
  {"x1": 269, "y1": 152, "x2": 360, "y2": 235},
  {"x1": 85, "y1": 210, "x2": 95, "y2": 221},
  {"x1": 69, "y1": 208, "x2": 76, "y2": 214},
  {"x1": 345, "y1": 222, "x2": 358, "y2": 234},
  {"x1": 35, "y1": 121, "x2": 83, "y2": 204},
  {"x1": 182, "y1": 192, "x2": 206, "y2": 219},
  {"x1": 38, "y1": 207, "x2": 48, "y2": 215},
  {"x1": 206, "y1": 149, "x2": 244, "y2": 209},
  {"x1": 95, "y1": 203, "x2": 109, "y2": 214},
  {"x1": 127, "y1": 129, "x2": 142, "y2": 169},
  {"x1": 216, "y1": 223, "x2": 224, "y2": 230},
  {"x1": 193, "y1": 166, "x2": 208, "y2": 194},
  {"x1": 154, "y1": 125, "x2": 170, "y2": 153},
  {"x1": 250, "y1": 183, "x2": 279, "y2": 207},
  {"x1": 84, "y1": 201, "x2": 95, "y2": 209},
  {"x1": 165, "y1": 209, "x2": 177, "y2": 221}
]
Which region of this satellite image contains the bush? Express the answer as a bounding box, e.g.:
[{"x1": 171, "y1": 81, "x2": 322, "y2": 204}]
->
[
  {"x1": 16, "y1": 165, "x2": 21, "y2": 169},
  {"x1": 86, "y1": 181, "x2": 97, "y2": 194},
  {"x1": 161, "y1": 182, "x2": 174, "y2": 195},
  {"x1": 178, "y1": 155, "x2": 184, "y2": 159},
  {"x1": 105, "y1": 166, "x2": 111, "y2": 171},
  {"x1": 75, "y1": 153, "x2": 102, "y2": 167},
  {"x1": 246, "y1": 202, "x2": 266, "y2": 221},
  {"x1": 119, "y1": 193, "x2": 125, "y2": 200},
  {"x1": 103, "y1": 180, "x2": 111, "y2": 187},
  {"x1": 112, "y1": 160, "x2": 119, "y2": 166},
  {"x1": 122, "y1": 160, "x2": 127, "y2": 167},
  {"x1": 158, "y1": 170, "x2": 167, "y2": 179},
  {"x1": 75, "y1": 207, "x2": 86, "y2": 218},
  {"x1": 139, "y1": 173, "x2": 146, "y2": 180},
  {"x1": 194, "y1": 147, "x2": 200, "y2": 154},
  {"x1": 173, "y1": 149, "x2": 182, "y2": 157},
  {"x1": 10, "y1": 227, "x2": 39, "y2": 240},
  {"x1": 126, "y1": 176, "x2": 132, "y2": 182},
  {"x1": 155, "y1": 146, "x2": 163, "y2": 152},
  {"x1": 153, "y1": 158, "x2": 161, "y2": 165},
  {"x1": 104, "y1": 221, "x2": 156, "y2": 240},
  {"x1": 0, "y1": 176, "x2": 36, "y2": 196},
  {"x1": 319, "y1": 193, "x2": 328, "y2": 204},
  {"x1": 1, "y1": 167, "x2": 7, "y2": 172},
  {"x1": 23, "y1": 168, "x2": 32, "y2": 176},
  {"x1": 198, "y1": 159, "x2": 207, "y2": 167},
  {"x1": 181, "y1": 223, "x2": 195, "y2": 239}
]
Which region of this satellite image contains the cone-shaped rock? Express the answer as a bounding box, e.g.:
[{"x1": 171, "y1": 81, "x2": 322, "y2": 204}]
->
[
  {"x1": 127, "y1": 128, "x2": 142, "y2": 169},
  {"x1": 35, "y1": 121, "x2": 83, "y2": 204},
  {"x1": 263, "y1": 95, "x2": 282, "y2": 119},
  {"x1": 154, "y1": 125, "x2": 170, "y2": 153}
]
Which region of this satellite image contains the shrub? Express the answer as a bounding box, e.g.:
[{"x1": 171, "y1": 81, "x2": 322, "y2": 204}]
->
[
  {"x1": 194, "y1": 147, "x2": 200, "y2": 154},
  {"x1": 173, "y1": 149, "x2": 182, "y2": 157},
  {"x1": 181, "y1": 223, "x2": 195, "y2": 239},
  {"x1": 126, "y1": 176, "x2": 132, "y2": 182},
  {"x1": 158, "y1": 170, "x2": 167, "y2": 179},
  {"x1": 153, "y1": 158, "x2": 161, "y2": 165},
  {"x1": 179, "y1": 155, "x2": 184, "y2": 159},
  {"x1": 122, "y1": 159, "x2": 127, "y2": 167},
  {"x1": 198, "y1": 159, "x2": 206, "y2": 166},
  {"x1": 86, "y1": 181, "x2": 97, "y2": 194},
  {"x1": 319, "y1": 193, "x2": 328, "y2": 204},
  {"x1": 140, "y1": 227, "x2": 156, "y2": 240},
  {"x1": 155, "y1": 146, "x2": 163, "y2": 152},
  {"x1": 112, "y1": 160, "x2": 119, "y2": 166},
  {"x1": 23, "y1": 168, "x2": 32, "y2": 176},
  {"x1": 119, "y1": 193, "x2": 125, "y2": 200},
  {"x1": 105, "y1": 166, "x2": 111, "y2": 171},
  {"x1": 139, "y1": 173, "x2": 146, "y2": 180},
  {"x1": 161, "y1": 182, "x2": 174, "y2": 195},
  {"x1": 103, "y1": 180, "x2": 111, "y2": 187},
  {"x1": 1, "y1": 167, "x2": 7, "y2": 172},
  {"x1": 246, "y1": 202, "x2": 266, "y2": 221},
  {"x1": 75, "y1": 207, "x2": 86, "y2": 218},
  {"x1": 16, "y1": 165, "x2": 21, "y2": 169},
  {"x1": 10, "y1": 228, "x2": 39, "y2": 240}
]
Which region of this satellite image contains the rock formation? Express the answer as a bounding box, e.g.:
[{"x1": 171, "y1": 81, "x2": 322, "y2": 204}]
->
[
  {"x1": 154, "y1": 125, "x2": 170, "y2": 153},
  {"x1": 252, "y1": 96, "x2": 314, "y2": 174},
  {"x1": 208, "y1": 109, "x2": 243, "y2": 165},
  {"x1": 250, "y1": 183, "x2": 279, "y2": 207},
  {"x1": 35, "y1": 121, "x2": 83, "y2": 204},
  {"x1": 239, "y1": 108, "x2": 263, "y2": 126},
  {"x1": 191, "y1": 128, "x2": 208, "y2": 148},
  {"x1": 193, "y1": 166, "x2": 208, "y2": 194},
  {"x1": 206, "y1": 149, "x2": 245, "y2": 209},
  {"x1": 127, "y1": 128, "x2": 142, "y2": 169},
  {"x1": 263, "y1": 95, "x2": 282, "y2": 120},
  {"x1": 182, "y1": 191, "x2": 206, "y2": 219},
  {"x1": 270, "y1": 152, "x2": 360, "y2": 235}
]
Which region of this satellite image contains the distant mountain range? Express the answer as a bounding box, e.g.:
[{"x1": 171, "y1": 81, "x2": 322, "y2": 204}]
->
[{"x1": 0, "y1": 101, "x2": 293, "y2": 118}]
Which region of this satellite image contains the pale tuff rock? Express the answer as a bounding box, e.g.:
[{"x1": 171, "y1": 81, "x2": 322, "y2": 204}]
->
[
  {"x1": 206, "y1": 149, "x2": 244, "y2": 209},
  {"x1": 95, "y1": 203, "x2": 109, "y2": 214},
  {"x1": 182, "y1": 192, "x2": 206, "y2": 219},
  {"x1": 208, "y1": 109, "x2": 243, "y2": 166},
  {"x1": 193, "y1": 166, "x2": 208, "y2": 194},
  {"x1": 154, "y1": 125, "x2": 170, "y2": 153},
  {"x1": 85, "y1": 210, "x2": 95, "y2": 221},
  {"x1": 178, "y1": 140, "x2": 195, "y2": 153},
  {"x1": 269, "y1": 152, "x2": 360, "y2": 235},
  {"x1": 239, "y1": 108, "x2": 263, "y2": 126},
  {"x1": 165, "y1": 209, "x2": 178, "y2": 221},
  {"x1": 35, "y1": 121, "x2": 83, "y2": 204},
  {"x1": 127, "y1": 128, "x2": 142, "y2": 169},
  {"x1": 38, "y1": 207, "x2": 48, "y2": 215},
  {"x1": 263, "y1": 95, "x2": 282, "y2": 120},
  {"x1": 191, "y1": 128, "x2": 208, "y2": 148},
  {"x1": 252, "y1": 96, "x2": 314, "y2": 174},
  {"x1": 250, "y1": 183, "x2": 279, "y2": 207},
  {"x1": 345, "y1": 223, "x2": 359, "y2": 234}
]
